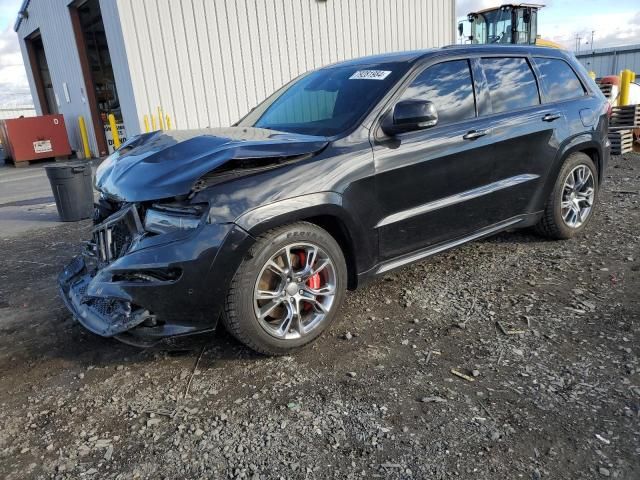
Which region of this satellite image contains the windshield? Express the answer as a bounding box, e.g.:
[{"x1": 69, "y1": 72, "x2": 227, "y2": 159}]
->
[
  {"x1": 474, "y1": 8, "x2": 512, "y2": 44},
  {"x1": 238, "y1": 63, "x2": 409, "y2": 136}
]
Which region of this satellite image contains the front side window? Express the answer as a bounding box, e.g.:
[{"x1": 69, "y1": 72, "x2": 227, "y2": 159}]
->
[
  {"x1": 399, "y1": 60, "x2": 476, "y2": 126},
  {"x1": 242, "y1": 63, "x2": 409, "y2": 136},
  {"x1": 481, "y1": 57, "x2": 539, "y2": 113},
  {"x1": 534, "y1": 57, "x2": 586, "y2": 103}
]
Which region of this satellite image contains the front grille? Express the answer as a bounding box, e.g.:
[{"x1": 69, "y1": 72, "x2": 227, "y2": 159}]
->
[
  {"x1": 94, "y1": 222, "x2": 131, "y2": 261},
  {"x1": 92, "y1": 204, "x2": 143, "y2": 264},
  {"x1": 88, "y1": 297, "x2": 121, "y2": 316}
]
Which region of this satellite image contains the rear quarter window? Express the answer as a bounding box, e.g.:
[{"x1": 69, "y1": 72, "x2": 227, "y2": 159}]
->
[
  {"x1": 481, "y1": 57, "x2": 540, "y2": 113},
  {"x1": 534, "y1": 57, "x2": 586, "y2": 103}
]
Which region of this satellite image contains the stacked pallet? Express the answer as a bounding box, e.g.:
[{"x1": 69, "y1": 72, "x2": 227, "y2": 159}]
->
[
  {"x1": 598, "y1": 83, "x2": 614, "y2": 100},
  {"x1": 608, "y1": 130, "x2": 634, "y2": 155},
  {"x1": 609, "y1": 104, "x2": 640, "y2": 129}
]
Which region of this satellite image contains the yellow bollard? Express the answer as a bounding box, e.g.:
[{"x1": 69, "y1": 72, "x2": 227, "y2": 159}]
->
[
  {"x1": 588, "y1": 71, "x2": 596, "y2": 80},
  {"x1": 143, "y1": 115, "x2": 150, "y2": 133},
  {"x1": 151, "y1": 114, "x2": 157, "y2": 131},
  {"x1": 108, "y1": 114, "x2": 120, "y2": 150},
  {"x1": 620, "y1": 70, "x2": 632, "y2": 106},
  {"x1": 157, "y1": 106, "x2": 164, "y2": 130},
  {"x1": 78, "y1": 116, "x2": 91, "y2": 159},
  {"x1": 165, "y1": 114, "x2": 172, "y2": 130}
]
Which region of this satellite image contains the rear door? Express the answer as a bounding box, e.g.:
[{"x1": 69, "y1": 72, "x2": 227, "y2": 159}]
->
[
  {"x1": 471, "y1": 55, "x2": 567, "y2": 219},
  {"x1": 531, "y1": 55, "x2": 591, "y2": 138}
]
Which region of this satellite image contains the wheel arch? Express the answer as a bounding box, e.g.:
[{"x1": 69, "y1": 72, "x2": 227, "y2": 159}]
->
[
  {"x1": 554, "y1": 136, "x2": 604, "y2": 182},
  {"x1": 234, "y1": 192, "x2": 371, "y2": 290},
  {"x1": 535, "y1": 136, "x2": 604, "y2": 212}
]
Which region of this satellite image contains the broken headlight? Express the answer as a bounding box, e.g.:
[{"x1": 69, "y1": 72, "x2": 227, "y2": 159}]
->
[{"x1": 144, "y1": 204, "x2": 207, "y2": 235}]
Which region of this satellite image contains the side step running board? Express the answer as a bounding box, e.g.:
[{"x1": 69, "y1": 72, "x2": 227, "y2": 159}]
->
[{"x1": 376, "y1": 217, "x2": 523, "y2": 274}]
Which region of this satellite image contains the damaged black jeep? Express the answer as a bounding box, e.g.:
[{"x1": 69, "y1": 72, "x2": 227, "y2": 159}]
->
[{"x1": 59, "y1": 46, "x2": 608, "y2": 354}]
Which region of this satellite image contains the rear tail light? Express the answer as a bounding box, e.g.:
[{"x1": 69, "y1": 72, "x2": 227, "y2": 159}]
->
[{"x1": 606, "y1": 103, "x2": 612, "y2": 118}]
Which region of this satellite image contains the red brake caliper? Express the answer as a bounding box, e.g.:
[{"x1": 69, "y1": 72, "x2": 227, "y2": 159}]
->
[{"x1": 297, "y1": 252, "x2": 320, "y2": 311}]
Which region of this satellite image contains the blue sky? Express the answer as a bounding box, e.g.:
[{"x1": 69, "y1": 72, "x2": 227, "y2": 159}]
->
[
  {"x1": 0, "y1": 0, "x2": 20, "y2": 29},
  {"x1": 1, "y1": 1, "x2": 640, "y2": 108}
]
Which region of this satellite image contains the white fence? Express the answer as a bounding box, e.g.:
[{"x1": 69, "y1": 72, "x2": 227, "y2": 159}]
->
[{"x1": 0, "y1": 107, "x2": 37, "y2": 120}]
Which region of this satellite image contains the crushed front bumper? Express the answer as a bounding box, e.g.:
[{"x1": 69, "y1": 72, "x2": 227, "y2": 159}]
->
[
  {"x1": 58, "y1": 222, "x2": 253, "y2": 343},
  {"x1": 58, "y1": 255, "x2": 155, "y2": 337}
]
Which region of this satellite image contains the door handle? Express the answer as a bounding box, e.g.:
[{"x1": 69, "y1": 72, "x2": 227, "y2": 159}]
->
[
  {"x1": 542, "y1": 113, "x2": 561, "y2": 122},
  {"x1": 463, "y1": 129, "x2": 489, "y2": 140}
]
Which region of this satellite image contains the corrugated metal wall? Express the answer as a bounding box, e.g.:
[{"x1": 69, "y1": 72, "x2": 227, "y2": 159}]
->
[
  {"x1": 16, "y1": 0, "x2": 100, "y2": 155},
  {"x1": 116, "y1": 0, "x2": 456, "y2": 133},
  {"x1": 576, "y1": 44, "x2": 640, "y2": 77},
  {"x1": 17, "y1": 0, "x2": 455, "y2": 149}
]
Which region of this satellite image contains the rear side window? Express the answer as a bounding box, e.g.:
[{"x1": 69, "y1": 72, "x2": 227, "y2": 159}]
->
[
  {"x1": 534, "y1": 57, "x2": 586, "y2": 102},
  {"x1": 399, "y1": 60, "x2": 476, "y2": 126},
  {"x1": 481, "y1": 57, "x2": 539, "y2": 113}
]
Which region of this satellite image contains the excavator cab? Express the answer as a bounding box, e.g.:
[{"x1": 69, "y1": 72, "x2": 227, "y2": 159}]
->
[{"x1": 461, "y1": 3, "x2": 543, "y2": 46}]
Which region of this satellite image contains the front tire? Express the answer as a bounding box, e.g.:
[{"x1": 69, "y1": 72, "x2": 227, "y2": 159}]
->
[
  {"x1": 535, "y1": 152, "x2": 598, "y2": 240},
  {"x1": 223, "y1": 222, "x2": 347, "y2": 355}
]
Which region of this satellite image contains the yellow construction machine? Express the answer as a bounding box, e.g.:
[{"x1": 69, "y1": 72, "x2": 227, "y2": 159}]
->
[{"x1": 460, "y1": 3, "x2": 563, "y2": 48}]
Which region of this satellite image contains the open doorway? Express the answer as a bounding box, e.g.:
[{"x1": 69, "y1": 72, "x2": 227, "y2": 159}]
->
[
  {"x1": 24, "y1": 31, "x2": 58, "y2": 115},
  {"x1": 70, "y1": 0, "x2": 126, "y2": 156}
]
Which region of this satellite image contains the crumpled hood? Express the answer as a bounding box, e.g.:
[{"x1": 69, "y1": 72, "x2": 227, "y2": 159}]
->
[{"x1": 95, "y1": 127, "x2": 329, "y2": 202}]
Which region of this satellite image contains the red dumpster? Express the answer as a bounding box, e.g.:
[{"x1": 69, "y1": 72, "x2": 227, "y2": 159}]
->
[{"x1": 0, "y1": 114, "x2": 72, "y2": 166}]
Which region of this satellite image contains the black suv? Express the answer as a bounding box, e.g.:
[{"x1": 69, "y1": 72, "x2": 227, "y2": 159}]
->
[{"x1": 59, "y1": 45, "x2": 609, "y2": 354}]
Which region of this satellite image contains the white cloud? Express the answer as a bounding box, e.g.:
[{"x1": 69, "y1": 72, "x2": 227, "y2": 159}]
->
[
  {"x1": 543, "y1": 11, "x2": 640, "y2": 50},
  {"x1": 0, "y1": 24, "x2": 32, "y2": 107},
  {"x1": 456, "y1": 0, "x2": 498, "y2": 17}
]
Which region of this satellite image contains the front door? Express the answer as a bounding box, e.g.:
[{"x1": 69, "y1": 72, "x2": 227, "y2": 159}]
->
[{"x1": 372, "y1": 59, "x2": 500, "y2": 261}]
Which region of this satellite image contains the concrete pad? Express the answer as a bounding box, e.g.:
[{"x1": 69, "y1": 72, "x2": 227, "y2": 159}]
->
[
  {"x1": 0, "y1": 203, "x2": 62, "y2": 238},
  {"x1": 0, "y1": 161, "x2": 53, "y2": 206},
  {"x1": 0, "y1": 157, "x2": 99, "y2": 237}
]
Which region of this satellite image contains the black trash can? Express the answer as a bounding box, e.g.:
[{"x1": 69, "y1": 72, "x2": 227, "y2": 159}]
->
[{"x1": 45, "y1": 161, "x2": 94, "y2": 222}]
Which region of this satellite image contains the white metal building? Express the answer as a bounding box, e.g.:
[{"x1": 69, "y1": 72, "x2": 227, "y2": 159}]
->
[
  {"x1": 15, "y1": 0, "x2": 456, "y2": 158},
  {"x1": 576, "y1": 44, "x2": 640, "y2": 78}
]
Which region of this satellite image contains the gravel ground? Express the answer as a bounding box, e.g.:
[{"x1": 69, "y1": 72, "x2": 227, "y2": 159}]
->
[{"x1": 0, "y1": 153, "x2": 639, "y2": 480}]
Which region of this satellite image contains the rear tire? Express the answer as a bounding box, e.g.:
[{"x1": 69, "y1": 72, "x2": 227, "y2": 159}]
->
[
  {"x1": 535, "y1": 152, "x2": 598, "y2": 240},
  {"x1": 223, "y1": 222, "x2": 347, "y2": 355}
]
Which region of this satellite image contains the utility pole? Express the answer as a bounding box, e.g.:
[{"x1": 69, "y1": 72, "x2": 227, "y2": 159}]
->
[{"x1": 590, "y1": 30, "x2": 595, "y2": 51}]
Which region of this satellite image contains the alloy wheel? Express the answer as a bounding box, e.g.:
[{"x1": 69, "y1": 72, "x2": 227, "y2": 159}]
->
[
  {"x1": 253, "y1": 243, "x2": 337, "y2": 340},
  {"x1": 561, "y1": 164, "x2": 595, "y2": 228}
]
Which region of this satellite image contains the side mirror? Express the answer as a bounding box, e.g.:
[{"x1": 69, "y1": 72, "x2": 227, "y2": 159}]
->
[
  {"x1": 458, "y1": 22, "x2": 464, "y2": 37},
  {"x1": 381, "y1": 100, "x2": 438, "y2": 136}
]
